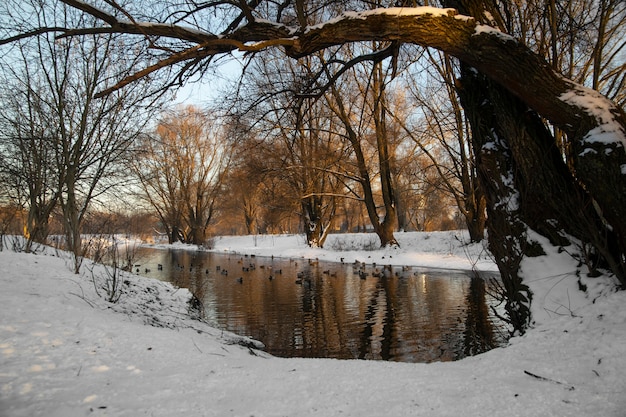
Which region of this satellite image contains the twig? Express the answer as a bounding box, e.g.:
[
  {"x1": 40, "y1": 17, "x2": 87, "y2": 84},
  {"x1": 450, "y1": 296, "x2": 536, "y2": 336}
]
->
[
  {"x1": 191, "y1": 337, "x2": 203, "y2": 354},
  {"x1": 68, "y1": 291, "x2": 97, "y2": 308},
  {"x1": 524, "y1": 370, "x2": 575, "y2": 390}
]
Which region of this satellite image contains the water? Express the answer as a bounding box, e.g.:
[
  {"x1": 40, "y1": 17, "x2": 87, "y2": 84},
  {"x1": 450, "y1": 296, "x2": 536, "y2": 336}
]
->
[{"x1": 131, "y1": 247, "x2": 507, "y2": 363}]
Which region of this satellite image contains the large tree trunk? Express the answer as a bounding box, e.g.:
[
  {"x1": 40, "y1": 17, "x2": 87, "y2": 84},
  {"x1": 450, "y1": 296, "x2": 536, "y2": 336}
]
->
[
  {"x1": 446, "y1": 0, "x2": 625, "y2": 335},
  {"x1": 457, "y1": 69, "x2": 534, "y2": 332},
  {"x1": 458, "y1": 64, "x2": 625, "y2": 331},
  {"x1": 301, "y1": 195, "x2": 334, "y2": 248}
]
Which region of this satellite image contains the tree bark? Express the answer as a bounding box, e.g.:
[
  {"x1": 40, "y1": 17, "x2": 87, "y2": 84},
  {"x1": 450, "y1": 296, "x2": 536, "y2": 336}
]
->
[
  {"x1": 465, "y1": 194, "x2": 486, "y2": 243},
  {"x1": 372, "y1": 62, "x2": 400, "y2": 248},
  {"x1": 457, "y1": 69, "x2": 533, "y2": 332},
  {"x1": 302, "y1": 195, "x2": 333, "y2": 248}
]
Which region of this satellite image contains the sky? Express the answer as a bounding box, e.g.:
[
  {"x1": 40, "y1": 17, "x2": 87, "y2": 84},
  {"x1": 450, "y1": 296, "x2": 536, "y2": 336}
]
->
[{"x1": 172, "y1": 55, "x2": 244, "y2": 107}]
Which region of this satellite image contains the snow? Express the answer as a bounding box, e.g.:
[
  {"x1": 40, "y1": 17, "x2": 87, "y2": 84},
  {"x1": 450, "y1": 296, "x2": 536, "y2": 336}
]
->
[
  {"x1": 303, "y1": 6, "x2": 518, "y2": 47},
  {"x1": 356, "y1": 6, "x2": 455, "y2": 18},
  {"x1": 134, "y1": 21, "x2": 215, "y2": 39},
  {"x1": 472, "y1": 24, "x2": 517, "y2": 43},
  {"x1": 201, "y1": 231, "x2": 499, "y2": 273},
  {"x1": 559, "y1": 84, "x2": 626, "y2": 148},
  {"x1": 305, "y1": 7, "x2": 456, "y2": 33},
  {"x1": 2, "y1": 231, "x2": 625, "y2": 416}
]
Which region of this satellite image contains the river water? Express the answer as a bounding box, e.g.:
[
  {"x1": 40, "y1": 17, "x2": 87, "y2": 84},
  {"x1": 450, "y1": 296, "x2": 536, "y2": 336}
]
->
[{"x1": 132, "y1": 247, "x2": 507, "y2": 363}]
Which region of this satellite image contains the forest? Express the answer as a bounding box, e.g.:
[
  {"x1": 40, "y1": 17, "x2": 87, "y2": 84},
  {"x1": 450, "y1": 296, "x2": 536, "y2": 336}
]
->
[{"x1": 0, "y1": 0, "x2": 625, "y2": 333}]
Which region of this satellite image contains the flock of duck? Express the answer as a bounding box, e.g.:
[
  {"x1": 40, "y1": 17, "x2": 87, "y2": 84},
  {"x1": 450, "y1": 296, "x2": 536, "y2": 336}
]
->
[{"x1": 137, "y1": 254, "x2": 417, "y2": 287}]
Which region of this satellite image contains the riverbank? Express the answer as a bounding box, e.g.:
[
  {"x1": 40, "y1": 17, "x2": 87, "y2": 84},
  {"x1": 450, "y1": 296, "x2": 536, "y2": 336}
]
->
[
  {"x1": 206, "y1": 231, "x2": 498, "y2": 272},
  {"x1": 1, "y1": 231, "x2": 625, "y2": 416}
]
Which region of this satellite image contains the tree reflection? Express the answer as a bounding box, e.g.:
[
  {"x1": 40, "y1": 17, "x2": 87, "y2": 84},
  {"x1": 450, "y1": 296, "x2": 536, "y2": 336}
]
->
[
  {"x1": 358, "y1": 275, "x2": 397, "y2": 360},
  {"x1": 463, "y1": 276, "x2": 496, "y2": 356}
]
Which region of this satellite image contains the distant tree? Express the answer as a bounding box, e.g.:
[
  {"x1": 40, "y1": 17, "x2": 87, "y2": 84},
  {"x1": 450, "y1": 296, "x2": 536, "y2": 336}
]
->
[
  {"x1": 324, "y1": 54, "x2": 401, "y2": 247},
  {"x1": 222, "y1": 161, "x2": 263, "y2": 235},
  {"x1": 135, "y1": 106, "x2": 231, "y2": 245},
  {"x1": 81, "y1": 208, "x2": 156, "y2": 238},
  {"x1": 396, "y1": 145, "x2": 457, "y2": 232}
]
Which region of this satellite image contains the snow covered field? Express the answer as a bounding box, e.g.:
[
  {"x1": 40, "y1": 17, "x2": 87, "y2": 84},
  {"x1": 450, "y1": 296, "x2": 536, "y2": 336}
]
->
[{"x1": 1, "y1": 231, "x2": 625, "y2": 416}]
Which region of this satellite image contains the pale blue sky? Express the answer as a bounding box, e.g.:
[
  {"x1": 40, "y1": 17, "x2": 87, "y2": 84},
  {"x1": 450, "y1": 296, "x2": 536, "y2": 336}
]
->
[{"x1": 173, "y1": 55, "x2": 244, "y2": 106}]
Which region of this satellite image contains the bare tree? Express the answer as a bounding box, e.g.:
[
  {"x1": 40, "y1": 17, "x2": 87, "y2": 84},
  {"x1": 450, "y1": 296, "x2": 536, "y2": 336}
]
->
[
  {"x1": 322, "y1": 54, "x2": 401, "y2": 247},
  {"x1": 135, "y1": 106, "x2": 231, "y2": 245},
  {"x1": 0, "y1": 64, "x2": 59, "y2": 251},
  {"x1": 219, "y1": 117, "x2": 275, "y2": 236},
  {"x1": 232, "y1": 52, "x2": 349, "y2": 246},
  {"x1": 0, "y1": 1, "x2": 162, "y2": 268},
  {"x1": 395, "y1": 51, "x2": 486, "y2": 241}
]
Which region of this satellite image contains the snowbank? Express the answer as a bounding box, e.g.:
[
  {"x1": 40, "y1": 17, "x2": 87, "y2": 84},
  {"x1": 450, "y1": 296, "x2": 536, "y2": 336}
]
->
[
  {"x1": 203, "y1": 230, "x2": 498, "y2": 272},
  {"x1": 1, "y1": 232, "x2": 625, "y2": 416}
]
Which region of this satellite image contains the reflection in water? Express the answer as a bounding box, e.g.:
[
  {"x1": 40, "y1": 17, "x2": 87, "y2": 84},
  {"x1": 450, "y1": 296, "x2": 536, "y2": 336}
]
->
[
  {"x1": 134, "y1": 247, "x2": 507, "y2": 363},
  {"x1": 464, "y1": 276, "x2": 496, "y2": 357}
]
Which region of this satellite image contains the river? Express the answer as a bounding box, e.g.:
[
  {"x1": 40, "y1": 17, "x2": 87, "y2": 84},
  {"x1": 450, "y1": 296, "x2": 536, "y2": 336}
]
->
[{"x1": 132, "y1": 246, "x2": 507, "y2": 363}]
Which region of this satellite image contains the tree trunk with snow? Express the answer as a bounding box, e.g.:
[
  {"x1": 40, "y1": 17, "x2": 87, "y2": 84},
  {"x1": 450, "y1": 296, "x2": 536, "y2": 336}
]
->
[{"x1": 451, "y1": 0, "x2": 626, "y2": 332}]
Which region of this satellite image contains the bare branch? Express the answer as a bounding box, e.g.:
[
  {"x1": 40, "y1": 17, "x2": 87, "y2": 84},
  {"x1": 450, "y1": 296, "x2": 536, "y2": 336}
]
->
[
  {"x1": 296, "y1": 46, "x2": 396, "y2": 99},
  {"x1": 0, "y1": 27, "x2": 68, "y2": 45},
  {"x1": 60, "y1": 0, "x2": 119, "y2": 26},
  {"x1": 94, "y1": 37, "x2": 295, "y2": 98},
  {"x1": 301, "y1": 192, "x2": 363, "y2": 202}
]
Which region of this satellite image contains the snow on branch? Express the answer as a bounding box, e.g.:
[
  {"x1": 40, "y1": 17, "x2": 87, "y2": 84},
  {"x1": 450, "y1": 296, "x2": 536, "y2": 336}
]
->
[
  {"x1": 559, "y1": 84, "x2": 626, "y2": 148},
  {"x1": 304, "y1": 6, "x2": 457, "y2": 33}
]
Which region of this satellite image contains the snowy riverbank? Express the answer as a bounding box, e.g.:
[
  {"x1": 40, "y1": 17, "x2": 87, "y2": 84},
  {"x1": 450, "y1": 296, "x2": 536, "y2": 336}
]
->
[
  {"x1": 1, "y1": 231, "x2": 625, "y2": 416},
  {"x1": 206, "y1": 231, "x2": 498, "y2": 272}
]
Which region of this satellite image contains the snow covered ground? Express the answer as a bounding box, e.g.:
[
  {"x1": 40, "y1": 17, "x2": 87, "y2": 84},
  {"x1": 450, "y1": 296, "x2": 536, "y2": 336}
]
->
[
  {"x1": 205, "y1": 231, "x2": 498, "y2": 272},
  {"x1": 1, "y1": 231, "x2": 625, "y2": 416}
]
